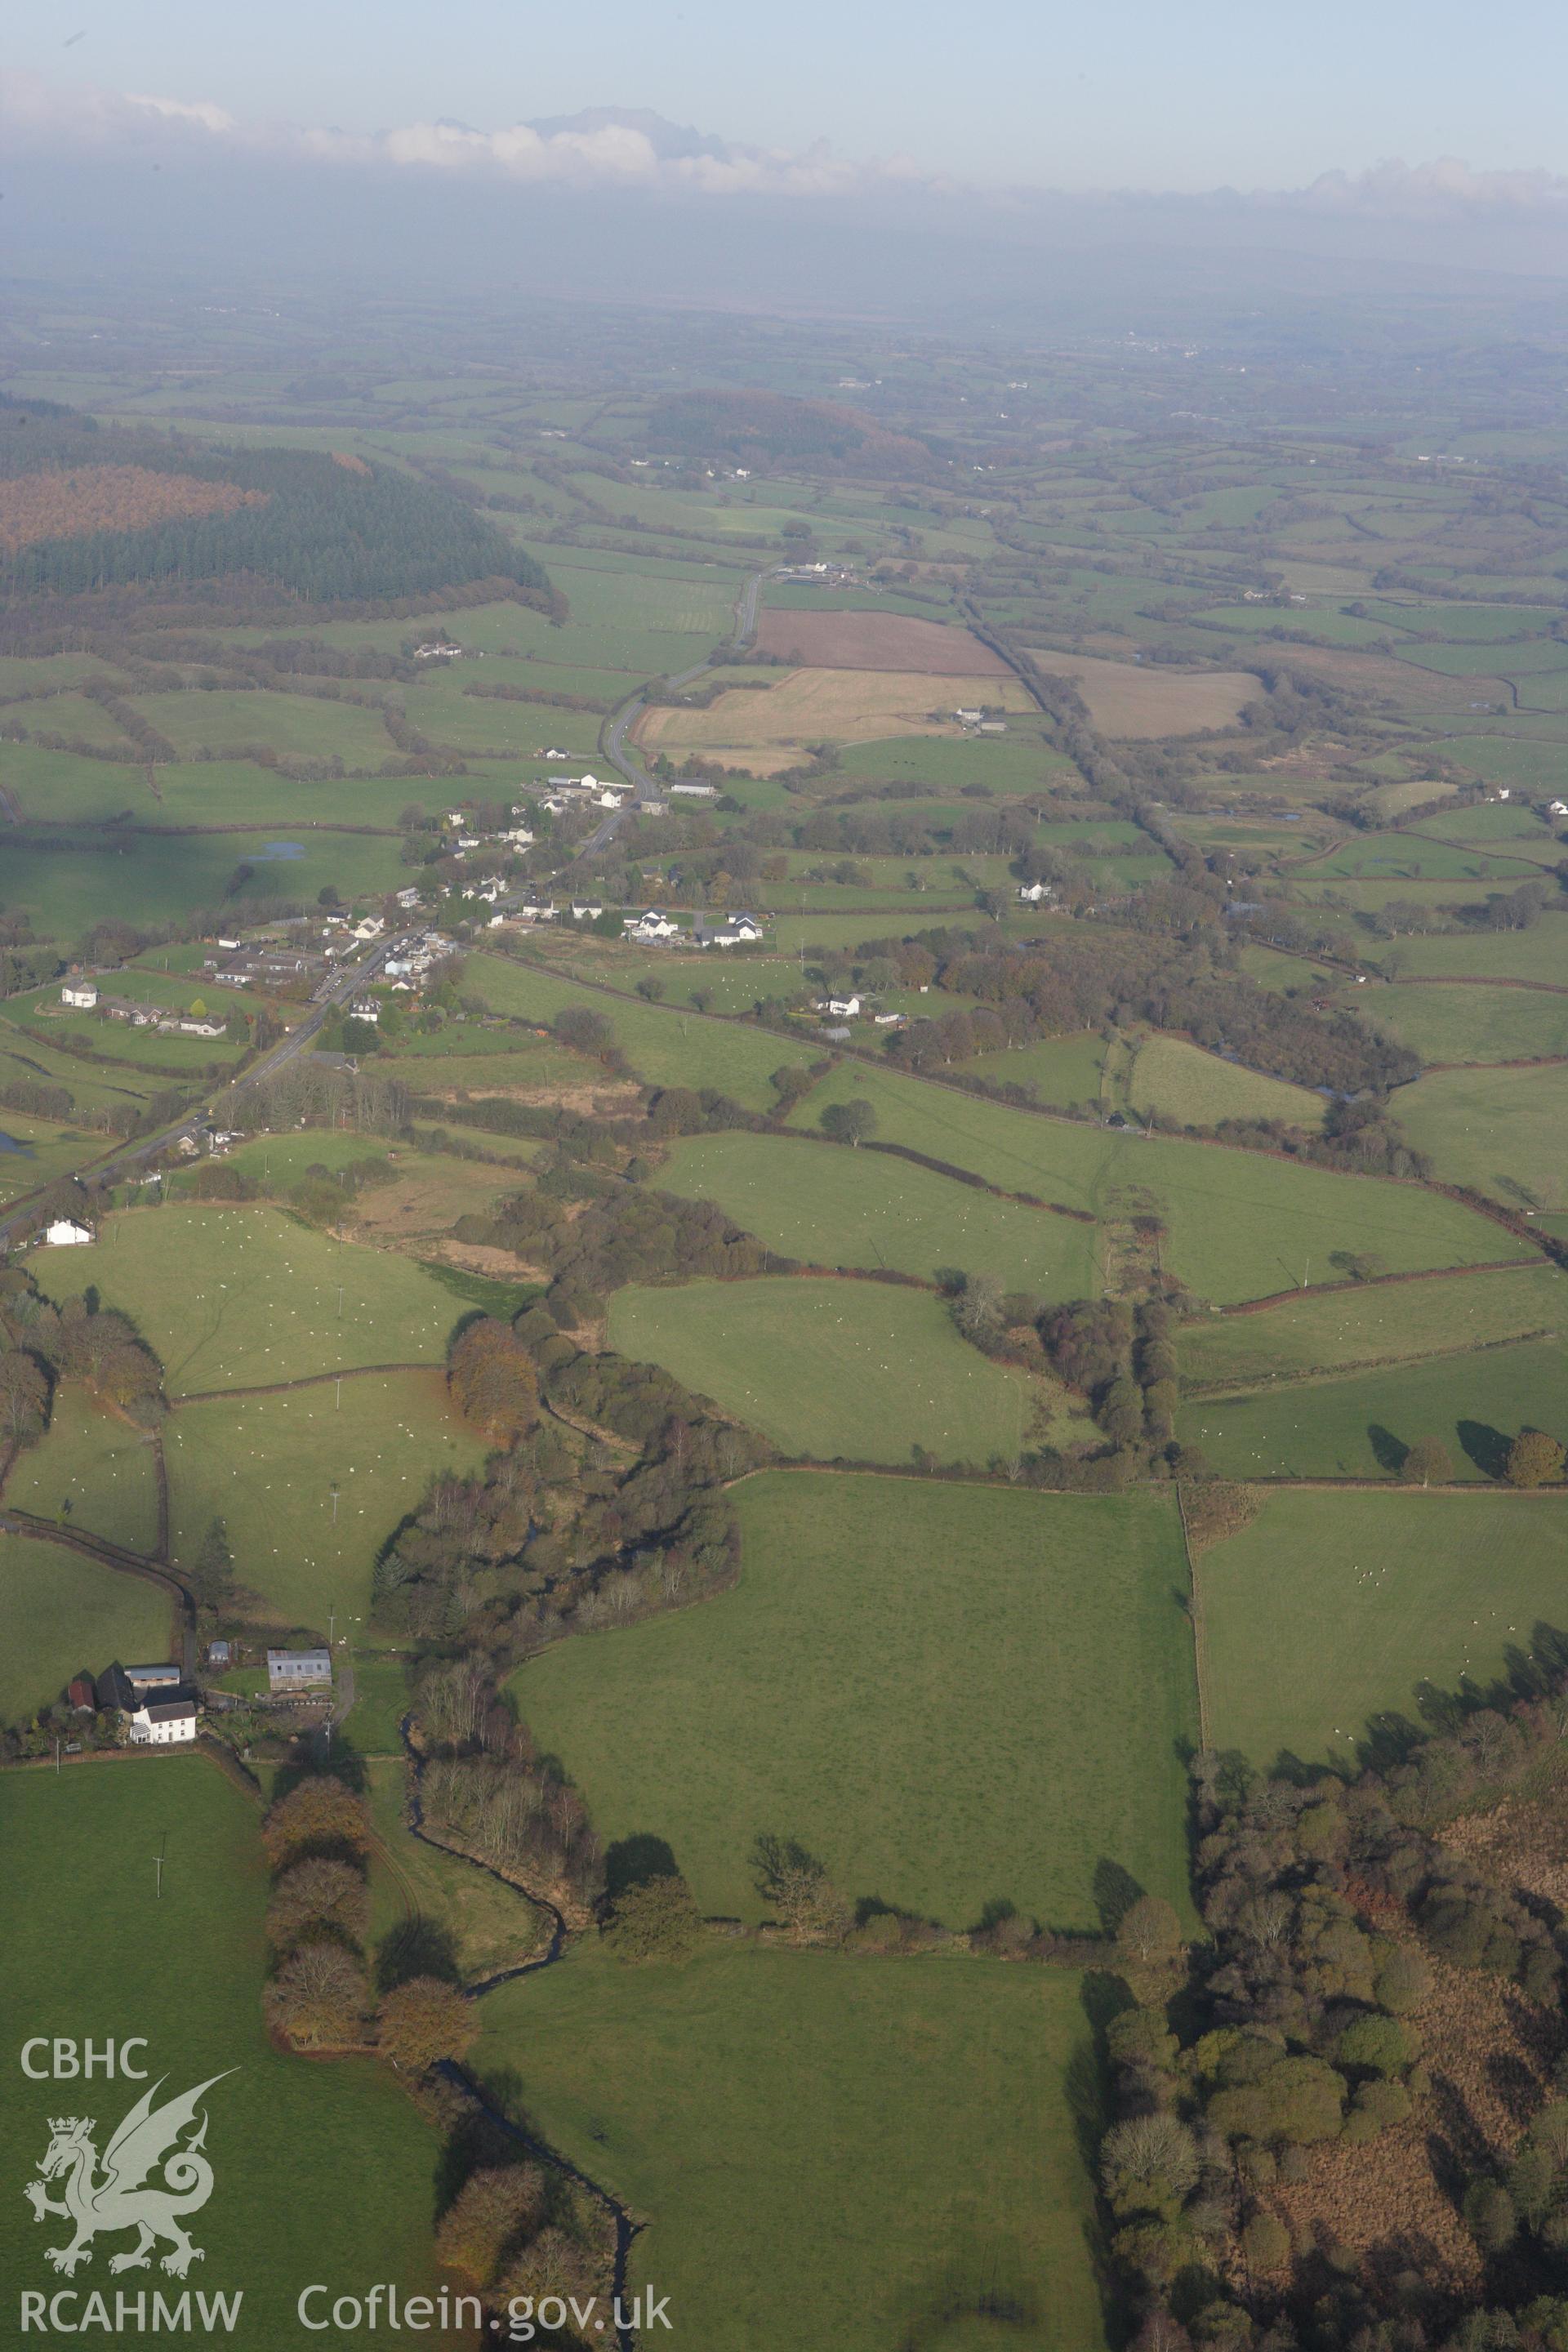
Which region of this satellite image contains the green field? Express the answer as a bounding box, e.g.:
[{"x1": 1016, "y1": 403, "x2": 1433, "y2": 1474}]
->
[
  {"x1": 0, "y1": 1111, "x2": 102, "y2": 1205},
  {"x1": 167, "y1": 1369, "x2": 485, "y2": 1628},
  {"x1": 478, "y1": 1942, "x2": 1107, "y2": 2352},
  {"x1": 470, "y1": 951, "x2": 817, "y2": 1104},
  {"x1": 365, "y1": 1757, "x2": 545, "y2": 1980},
  {"x1": 0, "y1": 1532, "x2": 172, "y2": 1724},
  {"x1": 3, "y1": 830, "x2": 406, "y2": 940},
  {"x1": 0, "y1": 1763, "x2": 461, "y2": 2341},
  {"x1": 1376, "y1": 925, "x2": 1568, "y2": 983},
  {"x1": 2, "y1": 1388, "x2": 161, "y2": 1553},
  {"x1": 34, "y1": 1206, "x2": 462, "y2": 1395},
  {"x1": 128, "y1": 688, "x2": 397, "y2": 764},
  {"x1": 789, "y1": 1061, "x2": 1508, "y2": 1303},
  {"x1": 1362, "y1": 982, "x2": 1568, "y2": 1065},
  {"x1": 657, "y1": 1129, "x2": 1098, "y2": 1296},
  {"x1": 955, "y1": 1030, "x2": 1107, "y2": 1106},
  {"x1": 1394, "y1": 1062, "x2": 1568, "y2": 1208},
  {"x1": 609, "y1": 1277, "x2": 1045, "y2": 1464},
  {"x1": 518, "y1": 1469, "x2": 1195, "y2": 1928},
  {"x1": 1179, "y1": 1330, "x2": 1566, "y2": 1482},
  {"x1": 1179, "y1": 1261, "x2": 1565, "y2": 1389},
  {"x1": 1126, "y1": 1031, "x2": 1327, "y2": 1128},
  {"x1": 1202, "y1": 1489, "x2": 1568, "y2": 1763}
]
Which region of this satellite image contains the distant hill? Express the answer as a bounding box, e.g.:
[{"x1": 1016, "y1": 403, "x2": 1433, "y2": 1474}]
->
[
  {"x1": 646, "y1": 388, "x2": 936, "y2": 479},
  {"x1": 0, "y1": 397, "x2": 555, "y2": 611}
]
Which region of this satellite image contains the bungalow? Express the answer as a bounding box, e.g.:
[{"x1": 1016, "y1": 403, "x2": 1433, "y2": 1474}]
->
[
  {"x1": 1018, "y1": 881, "x2": 1054, "y2": 904},
  {"x1": 267, "y1": 1648, "x2": 332, "y2": 1693},
  {"x1": 538, "y1": 748, "x2": 568, "y2": 762},
  {"x1": 175, "y1": 1015, "x2": 226, "y2": 1039},
  {"x1": 127, "y1": 1699, "x2": 198, "y2": 1747},
  {"x1": 60, "y1": 981, "x2": 99, "y2": 1010},
  {"x1": 44, "y1": 1219, "x2": 94, "y2": 1247},
  {"x1": 872, "y1": 1010, "x2": 906, "y2": 1027},
  {"x1": 669, "y1": 782, "x2": 718, "y2": 799},
  {"x1": 571, "y1": 903, "x2": 605, "y2": 922}
]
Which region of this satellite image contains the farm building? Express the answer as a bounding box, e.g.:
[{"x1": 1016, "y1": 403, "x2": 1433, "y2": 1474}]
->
[
  {"x1": 267, "y1": 1648, "x2": 332, "y2": 1692},
  {"x1": 206, "y1": 1641, "x2": 232, "y2": 1668},
  {"x1": 67, "y1": 1678, "x2": 96, "y2": 1713},
  {"x1": 60, "y1": 981, "x2": 99, "y2": 1009}
]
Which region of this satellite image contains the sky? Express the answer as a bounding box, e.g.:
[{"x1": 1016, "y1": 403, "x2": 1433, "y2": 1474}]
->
[{"x1": 10, "y1": 0, "x2": 1568, "y2": 194}]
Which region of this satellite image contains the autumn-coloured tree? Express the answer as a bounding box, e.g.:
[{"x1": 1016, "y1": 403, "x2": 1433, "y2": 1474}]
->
[
  {"x1": 434, "y1": 2166, "x2": 547, "y2": 2287},
  {"x1": 601, "y1": 1873, "x2": 703, "y2": 1964},
  {"x1": 261, "y1": 1775, "x2": 371, "y2": 1870},
  {"x1": 265, "y1": 1857, "x2": 372, "y2": 1951},
  {"x1": 1116, "y1": 1895, "x2": 1184, "y2": 1971},
  {"x1": 1506, "y1": 1430, "x2": 1565, "y2": 1489},
  {"x1": 376, "y1": 1975, "x2": 477, "y2": 2071},
  {"x1": 448, "y1": 1319, "x2": 540, "y2": 1445},
  {"x1": 1401, "y1": 1436, "x2": 1454, "y2": 1489},
  {"x1": 495, "y1": 2225, "x2": 599, "y2": 2314},
  {"x1": 0, "y1": 1348, "x2": 48, "y2": 1446},
  {"x1": 265, "y1": 1940, "x2": 368, "y2": 2049}
]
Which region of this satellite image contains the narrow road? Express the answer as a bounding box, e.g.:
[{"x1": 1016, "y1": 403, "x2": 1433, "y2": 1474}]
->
[{"x1": 585, "y1": 568, "x2": 767, "y2": 854}]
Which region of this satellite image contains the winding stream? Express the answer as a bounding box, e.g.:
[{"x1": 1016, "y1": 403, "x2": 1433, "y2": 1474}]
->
[{"x1": 397, "y1": 1717, "x2": 643, "y2": 2349}]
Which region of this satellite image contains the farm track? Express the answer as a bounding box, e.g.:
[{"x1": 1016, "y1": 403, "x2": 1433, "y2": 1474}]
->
[
  {"x1": 1184, "y1": 1322, "x2": 1558, "y2": 1402},
  {"x1": 173, "y1": 1359, "x2": 434, "y2": 1405},
  {"x1": 1218, "y1": 1254, "x2": 1542, "y2": 1316}
]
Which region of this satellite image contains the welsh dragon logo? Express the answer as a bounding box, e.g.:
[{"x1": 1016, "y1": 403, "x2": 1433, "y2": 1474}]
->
[{"x1": 24, "y1": 2074, "x2": 233, "y2": 2278}]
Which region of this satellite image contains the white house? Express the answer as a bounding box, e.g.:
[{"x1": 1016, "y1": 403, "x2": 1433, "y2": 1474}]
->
[
  {"x1": 571, "y1": 903, "x2": 604, "y2": 921},
  {"x1": 626, "y1": 909, "x2": 680, "y2": 942},
  {"x1": 127, "y1": 1699, "x2": 198, "y2": 1747},
  {"x1": 352, "y1": 915, "x2": 385, "y2": 941},
  {"x1": 953, "y1": 706, "x2": 984, "y2": 727},
  {"x1": 817, "y1": 995, "x2": 861, "y2": 1018},
  {"x1": 1018, "y1": 881, "x2": 1054, "y2": 904},
  {"x1": 394, "y1": 886, "x2": 422, "y2": 910},
  {"x1": 60, "y1": 982, "x2": 99, "y2": 1010},
  {"x1": 43, "y1": 1219, "x2": 94, "y2": 1247},
  {"x1": 694, "y1": 911, "x2": 764, "y2": 948},
  {"x1": 1548, "y1": 799, "x2": 1568, "y2": 818},
  {"x1": 873, "y1": 1010, "x2": 906, "y2": 1027},
  {"x1": 350, "y1": 998, "x2": 381, "y2": 1023}
]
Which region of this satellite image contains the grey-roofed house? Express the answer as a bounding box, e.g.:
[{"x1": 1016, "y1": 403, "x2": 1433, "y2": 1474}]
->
[{"x1": 267, "y1": 1648, "x2": 332, "y2": 1693}]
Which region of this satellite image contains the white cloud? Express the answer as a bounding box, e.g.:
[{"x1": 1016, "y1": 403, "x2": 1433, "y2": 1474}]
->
[
  {"x1": 3, "y1": 72, "x2": 1566, "y2": 221},
  {"x1": 0, "y1": 69, "x2": 927, "y2": 198},
  {"x1": 1284, "y1": 156, "x2": 1568, "y2": 218}
]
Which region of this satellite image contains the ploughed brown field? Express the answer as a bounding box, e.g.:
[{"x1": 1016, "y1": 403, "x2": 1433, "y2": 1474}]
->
[
  {"x1": 635, "y1": 665, "x2": 1034, "y2": 773},
  {"x1": 0, "y1": 466, "x2": 266, "y2": 553},
  {"x1": 752, "y1": 608, "x2": 1013, "y2": 675},
  {"x1": 1025, "y1": 648, "x2": 1259, "y2": 737}
]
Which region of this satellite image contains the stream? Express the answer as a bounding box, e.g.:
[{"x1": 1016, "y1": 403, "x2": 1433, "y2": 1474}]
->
[{"x1": 397, "y1": 1717, "x2": 643, "y2": 2350}]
